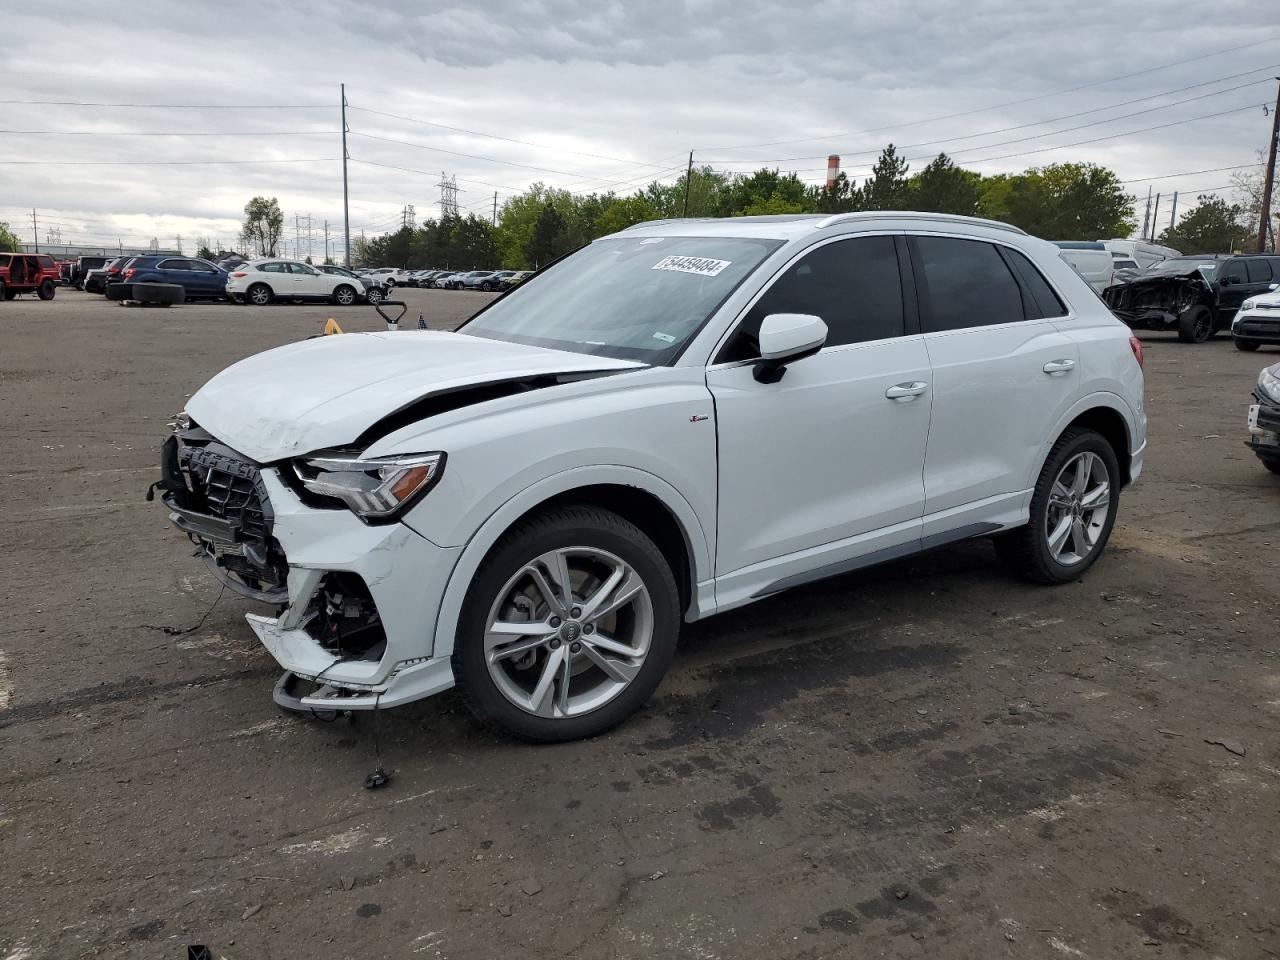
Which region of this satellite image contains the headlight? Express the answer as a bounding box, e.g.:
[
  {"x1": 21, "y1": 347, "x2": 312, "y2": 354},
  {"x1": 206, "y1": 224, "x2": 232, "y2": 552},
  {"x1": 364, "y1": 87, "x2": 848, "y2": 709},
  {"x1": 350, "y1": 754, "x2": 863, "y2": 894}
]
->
[
  {"x1": 1240, "y1": 298, "x2": 1257, "y2": 312},
  {"x1": 1259, "y1": 367, "x2": 1280, "y2": 404},
  {"x1": 293, "y1": 452, "x2": 445, "y2": 521}
]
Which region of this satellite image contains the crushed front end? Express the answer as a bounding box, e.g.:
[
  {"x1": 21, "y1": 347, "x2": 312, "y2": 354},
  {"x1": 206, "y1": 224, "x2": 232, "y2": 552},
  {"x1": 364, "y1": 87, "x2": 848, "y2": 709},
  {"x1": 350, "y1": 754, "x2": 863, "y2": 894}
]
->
[
  {"x1": 1102, "y1": 273, "x2": 1212, "y2": 330},
  {"x1": 151, "y1": 416, "x2": 461, "y2": 711}
]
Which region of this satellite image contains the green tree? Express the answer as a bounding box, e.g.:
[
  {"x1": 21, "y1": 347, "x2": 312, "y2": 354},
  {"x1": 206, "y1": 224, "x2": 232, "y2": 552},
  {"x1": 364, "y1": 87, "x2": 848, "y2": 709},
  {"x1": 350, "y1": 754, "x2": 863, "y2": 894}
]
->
[
  {"x1": 859, "y1": 144, "x2": 910, "y2": 211},
  {"x1": 527, "y1": 203, "x2": 570, "y2": 267},
  {"x1": 907, "y1": 154, "x2": 982, "y2": 215},
  {"x1": 0, "y1": 221, "x2": 22, "y2": 252},
  {"x1": 1157, "y1": 196, "x2": 1248, "y2": 253},
  {"x1": 241, "y1": 196, "x2": 284, "y2": 256},
  {"x1": 596, "y1": 195, "x2": 658, "y2": 235},
  {"x1": 810, "y1": 171, "x2": 860, "y2": 214},
  {"x1": 449, "y1": 214, "x2": 499, "y2": 267},
  {"x1": 1001, "y1": 163, "x2": 1134, "y2": 239},
  {"x1": 196, "y1": 243, "x2": 216, "y2": 261}
]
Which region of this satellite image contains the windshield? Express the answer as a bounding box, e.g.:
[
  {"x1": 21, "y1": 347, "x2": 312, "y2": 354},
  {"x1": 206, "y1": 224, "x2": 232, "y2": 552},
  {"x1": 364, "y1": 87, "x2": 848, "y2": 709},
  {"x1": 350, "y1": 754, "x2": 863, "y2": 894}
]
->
[
  {"x1": 1144, "y1": 258, "x2": 1219, "y2": 279},
  {"x1": 463, "y1": 235, "x2": 782, "y2": 362}
]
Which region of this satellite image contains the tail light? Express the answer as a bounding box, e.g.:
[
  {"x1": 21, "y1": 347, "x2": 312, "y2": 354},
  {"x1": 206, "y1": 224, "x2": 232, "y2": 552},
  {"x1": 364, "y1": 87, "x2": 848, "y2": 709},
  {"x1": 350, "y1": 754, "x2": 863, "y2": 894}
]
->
[
  {"x1": 1129, "y1": 335, "x2": 1144, "y2": 368},
  {"x1": 231, "y1": 271, "x2": 247, "y2": 278},
  {"x1": 108, "y1": 265, "x2": 120, "y2": 274},
  {"x1": 124, "y1": 268, "x2": 136, "y2": 279}
]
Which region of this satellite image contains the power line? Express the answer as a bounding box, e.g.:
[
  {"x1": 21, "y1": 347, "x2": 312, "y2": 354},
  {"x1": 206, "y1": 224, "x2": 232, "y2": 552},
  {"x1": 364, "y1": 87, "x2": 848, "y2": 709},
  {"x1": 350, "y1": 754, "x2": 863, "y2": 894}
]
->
[
  {"x1": 347, "y1": 105, "x2": 672, "y2": 169},
  {"x1": 1119, "y1": 162, "x2": 1264, "y2": 184},
  {"x1": 701, "y1": 70, "x2": 1279, "y2": 165},
  {"x1": 702, "y1": 34, "x2": 1280, "y2": 152},
  {"x1": 0, "y1": 129, "x2": 331, "y2": 137},
  {"x1": 0, "y1": 157, "x2": 336, "y2": 166},
  {"x1": 0, "y1": 98, "x2": 328, "y2": 108}
]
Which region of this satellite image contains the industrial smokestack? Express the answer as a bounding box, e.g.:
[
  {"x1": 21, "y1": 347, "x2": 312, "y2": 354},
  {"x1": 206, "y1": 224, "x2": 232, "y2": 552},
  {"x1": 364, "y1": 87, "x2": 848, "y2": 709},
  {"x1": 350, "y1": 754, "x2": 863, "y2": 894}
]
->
[{"x1": 826, "y1": 155, "x2": 841, "y2": 190}]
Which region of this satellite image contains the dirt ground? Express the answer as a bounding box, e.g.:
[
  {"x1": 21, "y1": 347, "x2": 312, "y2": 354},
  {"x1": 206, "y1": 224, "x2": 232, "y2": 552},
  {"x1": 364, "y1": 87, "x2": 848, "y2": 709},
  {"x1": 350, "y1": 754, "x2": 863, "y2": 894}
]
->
[{"x1": 2, "y1": 288, "x2": 1278, "y2": 960}]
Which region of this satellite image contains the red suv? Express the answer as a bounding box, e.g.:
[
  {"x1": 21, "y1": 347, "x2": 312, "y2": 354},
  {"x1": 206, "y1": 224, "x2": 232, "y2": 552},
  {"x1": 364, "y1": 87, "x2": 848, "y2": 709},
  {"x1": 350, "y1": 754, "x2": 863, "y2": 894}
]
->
[{"x1": 0, "y1": 253, "x2": 61, "y2": 301}]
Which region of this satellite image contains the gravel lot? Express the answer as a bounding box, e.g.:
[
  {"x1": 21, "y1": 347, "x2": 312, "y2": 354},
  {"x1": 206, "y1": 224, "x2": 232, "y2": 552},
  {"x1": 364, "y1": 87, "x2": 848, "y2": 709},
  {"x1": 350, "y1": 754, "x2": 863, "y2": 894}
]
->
[{"x1": 2, "y1": 288, "x2": 1278, "y2": 959}]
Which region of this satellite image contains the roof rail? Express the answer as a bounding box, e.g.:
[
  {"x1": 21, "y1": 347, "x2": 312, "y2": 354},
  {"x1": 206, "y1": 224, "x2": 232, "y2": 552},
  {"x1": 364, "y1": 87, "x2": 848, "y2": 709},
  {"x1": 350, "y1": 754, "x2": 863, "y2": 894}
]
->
[{"x1": 814, "y1": 210, "x2": 1028, "y2": 236}]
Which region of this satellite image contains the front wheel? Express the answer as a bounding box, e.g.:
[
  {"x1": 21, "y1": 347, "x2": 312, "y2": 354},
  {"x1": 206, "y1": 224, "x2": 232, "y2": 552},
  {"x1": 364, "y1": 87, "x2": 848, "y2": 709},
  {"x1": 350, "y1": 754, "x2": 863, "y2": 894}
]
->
[
  {"x1": 1177, "y1": 306, "x2": 1213, "y2": 343},
  {"x1": 453, "y1": 506, "x2": 680, "y2": 742},
  {"x1": 1234, "y1": 338, "x2": 1260, "y2": 352},
  {"x1": 996, "y1": 428, "x2": 1120, "y2": 585},
  {"x1": 37, "y1": 279, "x2": 56, "y2": 300}
]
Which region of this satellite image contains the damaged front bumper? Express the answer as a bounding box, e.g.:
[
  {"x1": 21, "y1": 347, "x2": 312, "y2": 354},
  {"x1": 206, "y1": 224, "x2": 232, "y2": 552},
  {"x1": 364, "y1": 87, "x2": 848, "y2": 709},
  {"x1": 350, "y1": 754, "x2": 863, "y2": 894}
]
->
[{"x1": 155, "y1": 424, "x2": 462, "y2": 710}]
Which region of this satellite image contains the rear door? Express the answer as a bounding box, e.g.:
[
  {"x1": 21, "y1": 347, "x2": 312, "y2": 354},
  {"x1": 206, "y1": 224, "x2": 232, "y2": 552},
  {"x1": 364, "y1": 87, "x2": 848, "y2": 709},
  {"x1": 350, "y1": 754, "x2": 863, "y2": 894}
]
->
[
  {"x1": 708, "y1": 234, "x2": 933, "y2": 598},
  {"x1": 909, "y1": 234, "x2": 1081, "y2": 536}
]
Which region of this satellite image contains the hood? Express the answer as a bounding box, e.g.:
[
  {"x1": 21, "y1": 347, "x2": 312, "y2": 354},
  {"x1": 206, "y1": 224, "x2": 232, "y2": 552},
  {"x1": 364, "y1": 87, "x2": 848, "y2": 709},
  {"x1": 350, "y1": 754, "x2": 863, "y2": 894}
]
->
[
  {"x1": 186, "y1": 330, "x2": 644, "y2": 462},
  {"x1": 1102, "y1": 270, "x2": 1211, "y2": 305}
]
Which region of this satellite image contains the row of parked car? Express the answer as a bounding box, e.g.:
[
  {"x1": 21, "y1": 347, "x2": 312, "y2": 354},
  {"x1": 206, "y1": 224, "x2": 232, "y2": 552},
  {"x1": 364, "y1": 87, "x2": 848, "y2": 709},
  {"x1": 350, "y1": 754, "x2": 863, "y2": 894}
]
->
[
  {"x1": 358, "y1": 267, "x2": 532, "y2": 291},
  {"x1": 70, "y1": 254, "x2": 393, "y2": 306}
]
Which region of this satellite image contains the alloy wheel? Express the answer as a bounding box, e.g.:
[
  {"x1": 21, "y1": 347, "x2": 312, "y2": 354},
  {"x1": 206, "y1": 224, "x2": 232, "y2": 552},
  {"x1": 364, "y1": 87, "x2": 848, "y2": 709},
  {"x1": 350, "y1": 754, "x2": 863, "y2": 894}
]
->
[
  {"x1": 1044, "y1": 451, "x2": 1110, "y2": 566},
  {"x1": 483, "y1": 546, "x2": 653, "y2": 718}
]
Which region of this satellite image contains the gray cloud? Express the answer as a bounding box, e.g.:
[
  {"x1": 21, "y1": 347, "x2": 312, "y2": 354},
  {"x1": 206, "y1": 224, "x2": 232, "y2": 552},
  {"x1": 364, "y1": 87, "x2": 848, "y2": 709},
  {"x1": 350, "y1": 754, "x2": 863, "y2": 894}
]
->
[{"x1": 1, "y1": 0, "x2": 1276, "y2": 250}]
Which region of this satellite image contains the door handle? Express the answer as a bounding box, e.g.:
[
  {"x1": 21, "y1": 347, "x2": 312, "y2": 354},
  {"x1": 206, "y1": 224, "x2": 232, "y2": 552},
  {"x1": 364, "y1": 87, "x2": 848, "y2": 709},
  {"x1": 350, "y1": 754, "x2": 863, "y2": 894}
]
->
[
  {"x1": 885, "y1": 381, "x2": 929, "y2": 401},
  {"x1": 1042, "y1": 359, "x2": 1076, "y2": 375}
]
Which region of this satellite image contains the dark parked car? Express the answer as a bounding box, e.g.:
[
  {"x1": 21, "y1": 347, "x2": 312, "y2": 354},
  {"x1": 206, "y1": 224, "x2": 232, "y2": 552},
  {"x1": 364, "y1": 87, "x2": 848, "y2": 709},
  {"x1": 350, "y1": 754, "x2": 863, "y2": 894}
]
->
[
  {"x1": 72, "y1": 256, "x2": 111, "y2": 290},
  {"x1": 1246, "y1": 361, "x2": 1280, "y2": 474},
  {"x1": 88, "y1": 256, "x2": 135, "y2": 294},
  {"x1": 1103, "y1": 253, "x2": 1280, "y2": 343},
  {"x1": 118, "y1": 256, "x2": 229, "y2": 300},
  {"x1": 318, "y1": 264, "x2": 385, "y2": 303}
]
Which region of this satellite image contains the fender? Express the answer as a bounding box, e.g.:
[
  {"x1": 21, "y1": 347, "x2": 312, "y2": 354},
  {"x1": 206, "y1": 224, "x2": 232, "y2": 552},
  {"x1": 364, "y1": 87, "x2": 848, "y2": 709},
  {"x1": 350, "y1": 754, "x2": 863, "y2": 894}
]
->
[
  {"x1": 1028, "y1": 390, "x2": 1137, "y2": 490},
  {"x1": 426, "y1": 464, "x2": 714, "y2": 661}
]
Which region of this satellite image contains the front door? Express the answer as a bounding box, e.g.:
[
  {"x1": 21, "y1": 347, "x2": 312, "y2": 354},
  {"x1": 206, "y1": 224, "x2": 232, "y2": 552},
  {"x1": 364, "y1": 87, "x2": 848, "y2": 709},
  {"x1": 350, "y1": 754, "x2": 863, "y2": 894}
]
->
[
  {"x1": 707, "y1": 234, "x2": 932, "y2": 607},
  {"x1": 287, "y1": 262, "x2": 326, "y2": 298},
  {"x1": 907, "y1": 234, "x2": 1081, "y2": 537}
]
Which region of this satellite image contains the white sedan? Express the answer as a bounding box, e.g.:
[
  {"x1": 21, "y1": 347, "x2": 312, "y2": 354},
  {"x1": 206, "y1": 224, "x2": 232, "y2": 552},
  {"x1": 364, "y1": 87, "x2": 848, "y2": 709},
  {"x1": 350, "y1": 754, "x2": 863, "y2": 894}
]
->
[{"x1": 227, "y1": 259, "x2": 366, "y2": 306}]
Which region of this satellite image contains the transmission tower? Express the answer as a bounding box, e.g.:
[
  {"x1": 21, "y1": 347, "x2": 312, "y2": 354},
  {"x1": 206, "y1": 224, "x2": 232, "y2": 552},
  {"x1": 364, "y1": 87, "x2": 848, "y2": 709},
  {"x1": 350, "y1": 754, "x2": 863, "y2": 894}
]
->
[
  {"x1": 401, "y1": 204, "x2": 416, "y2": 229},
  {"x1": 437, "y1": 173, "x2": 459, "y2": 218}
]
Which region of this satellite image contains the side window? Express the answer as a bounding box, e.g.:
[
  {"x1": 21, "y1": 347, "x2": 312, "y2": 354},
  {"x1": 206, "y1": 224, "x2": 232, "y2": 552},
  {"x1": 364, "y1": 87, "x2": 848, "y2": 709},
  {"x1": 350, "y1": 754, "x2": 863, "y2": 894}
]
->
[
  {"x1": 719, "y1": 236, "x2": 904, "y2": 362},
  {"x1": 1221, "y1": 259, "x2": 1248, "y2": 284},
  {"x1": 260, "y1": 262, "x2": 285, "y2": 273},
  {"x1": 288, "y1": 263, "x2": 318, "y2": 275},
  {"x1": 39, "y1": 255, "x2": 55, "y2": 269},
  {"x1": 159, "y1": 259, "x2": 190, "y2": 271},
  {"x1": 1000, "y1": 247, "x2": 1068, "y2": 319},
  {"x1": 913, "y1": 236, "x2": 1026, "y2": 331},
  {"x1": 1246, "y1": 259, "x2": 1272, "y2": 282}
]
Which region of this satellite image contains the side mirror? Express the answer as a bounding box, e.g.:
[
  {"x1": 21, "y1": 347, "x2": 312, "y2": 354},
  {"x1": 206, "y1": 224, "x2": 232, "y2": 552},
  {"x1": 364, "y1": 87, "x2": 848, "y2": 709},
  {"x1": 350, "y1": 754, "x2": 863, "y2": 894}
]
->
[{"x1": 753, "y1": 313, "x2": 827, "y2": 384}]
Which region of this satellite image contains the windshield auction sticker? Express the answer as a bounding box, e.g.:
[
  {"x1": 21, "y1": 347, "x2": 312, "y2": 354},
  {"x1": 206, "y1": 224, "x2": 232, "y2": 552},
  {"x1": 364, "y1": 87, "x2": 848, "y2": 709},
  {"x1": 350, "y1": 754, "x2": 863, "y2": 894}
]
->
[{"x1": 652, "y1": 255, "x2": 732, "y2": 277}]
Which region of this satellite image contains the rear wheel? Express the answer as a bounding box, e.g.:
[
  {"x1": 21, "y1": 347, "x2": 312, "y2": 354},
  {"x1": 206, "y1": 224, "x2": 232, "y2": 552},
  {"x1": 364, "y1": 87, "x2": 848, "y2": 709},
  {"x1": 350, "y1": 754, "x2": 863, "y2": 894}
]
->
[
  {"x1": 365, "y1": 287, "x2": 384, "y2": 304},
  {"x1": 453, "y1": 506, "x2": 680, "y2": 742},
  {"x1": 332, "y1": 284, "x2": 356, "y2": 306},
  {"x1": 1177, "y1": 306, "x2": 1213, "y2": 343},
  {"x1": 247, "y1": 283, "x2": 273, "y2": 306},
  {"x1": 996, "y1": 428, "x2": 1120, "y2": 585},
  {"x1": 1234, "y1": 338, "x2": 1260, "y2": 351},
  {"x1": 481, "y1": 281, "x2": 494, "y2": 291},
  {"x1": 1262, "y1": 458, "x2": 1280, "y2": 475},
  {"x1": 37, "y1": 279, "x2": 55, "y2": 300}
]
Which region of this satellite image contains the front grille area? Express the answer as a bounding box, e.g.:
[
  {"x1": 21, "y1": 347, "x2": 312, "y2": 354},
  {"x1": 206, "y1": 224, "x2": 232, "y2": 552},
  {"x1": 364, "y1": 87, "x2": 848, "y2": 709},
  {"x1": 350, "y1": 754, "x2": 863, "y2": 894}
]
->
[{"x1": 181, "y1": 444, "x2": 273, "y2": 542}]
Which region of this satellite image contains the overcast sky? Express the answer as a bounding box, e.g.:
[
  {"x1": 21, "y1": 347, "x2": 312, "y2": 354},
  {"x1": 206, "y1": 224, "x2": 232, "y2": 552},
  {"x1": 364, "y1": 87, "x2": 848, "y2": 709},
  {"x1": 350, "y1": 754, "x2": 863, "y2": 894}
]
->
[{"x1": 1, "y1": 1, "x2": 1277, "y2": 257}]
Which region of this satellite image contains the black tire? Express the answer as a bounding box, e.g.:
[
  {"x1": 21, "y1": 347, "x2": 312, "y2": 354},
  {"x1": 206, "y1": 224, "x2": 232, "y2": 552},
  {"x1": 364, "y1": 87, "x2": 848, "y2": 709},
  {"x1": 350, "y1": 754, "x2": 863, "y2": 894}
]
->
[
  {"x1": 1177, "y1": 305, "x2": 1213, "y2": 343},
  {"x1": 481, "y1": 282, "x2": 493, "y2": 292},
  {"x1": 1234, "y1": 338, "x2": 1260, "y2": 351},
  {"x1": 104, "y1": 283, "x2": 131, "y2": 301},
  {"x1": 37, "y1": 279, "x2": 56, "y2": 300},
  {"x1": 75, "y1": 280, "x2": 84, "y2": 291},
  {"x1": 453, "y1": 506, "x2": 681, "y2": 742},
  {"x1": 1261, "y1": 458, "x2": 1280, "y2": 475},
  {"x1": 386, "y1": 278, "x2": 397, "y2": 287},
  {"x1": 331, "y1": 284, "x2": 357, "y2": 306},
  {"x1": 995, "y1": 428, "x2": 1121, "y2": 585},
  {"x1": 247, "y1": 283, "x2": 273, "y2": 306},
  {"x1": 2, "y1": 287, "x2": 16, "y2": 300},
  {"x1": 365, "y1": 287, "x2": 383, "y2": 304},
  {"x1": 0, "y1": 280, "x2": 5, "y2": 301},
  {"x1": 133, "y1": 283, "x2": 184, "y2": 305}
]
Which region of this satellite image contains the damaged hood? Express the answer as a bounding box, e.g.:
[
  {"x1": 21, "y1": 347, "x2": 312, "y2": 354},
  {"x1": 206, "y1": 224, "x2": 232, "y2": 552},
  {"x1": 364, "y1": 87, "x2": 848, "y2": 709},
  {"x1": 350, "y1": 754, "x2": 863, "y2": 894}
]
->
[
  {"x1": 186, "y1": 330, "x2": 644, "y2": 462},
  {"x1": 1103, "y1": 269, "x2": 1211, "y2": 306}
]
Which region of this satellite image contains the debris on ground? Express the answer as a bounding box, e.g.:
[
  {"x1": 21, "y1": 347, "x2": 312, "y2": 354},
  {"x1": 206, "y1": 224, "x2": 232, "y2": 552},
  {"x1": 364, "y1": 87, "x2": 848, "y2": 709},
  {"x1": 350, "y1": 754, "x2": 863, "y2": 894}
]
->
[{"x1": 1204, "y1": 737, "x2": 1245, "y2": 756}]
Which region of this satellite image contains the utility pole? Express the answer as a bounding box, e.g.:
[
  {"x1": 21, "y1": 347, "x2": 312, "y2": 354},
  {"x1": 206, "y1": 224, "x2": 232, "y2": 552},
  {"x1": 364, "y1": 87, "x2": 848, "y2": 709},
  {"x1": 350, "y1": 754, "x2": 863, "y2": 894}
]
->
[
  {"x1": 1152, "y1": 193, "x2": 1161, "y2": 239},
  {"x1": 1168, "y1": 193, "x2": 1178, "y2": 233},
  {"x1": 30, "y1": 208, "x2": 39, "y2": 253},
  {"x1": 341, "y1": 83, "x2": 351, "y2": 267},
  {"x1": 324, "y1": 220, "x2": 330, "y2": 263},
  {"x1": 492, "y1": 191, "x2": 498, "y2": 226},
  {"x1": 1141, "y1": 187, "x2": 1152, "y2": 240},
  {"x1": 1258, "y1": 77, "x2": 1280, "y2": 252},
  {"x1": 294, "y1": 214, "x2": 300, "y2": 260},
  {"x1": 682, "y1": 151, "x2": 693, "y2": 218}
]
